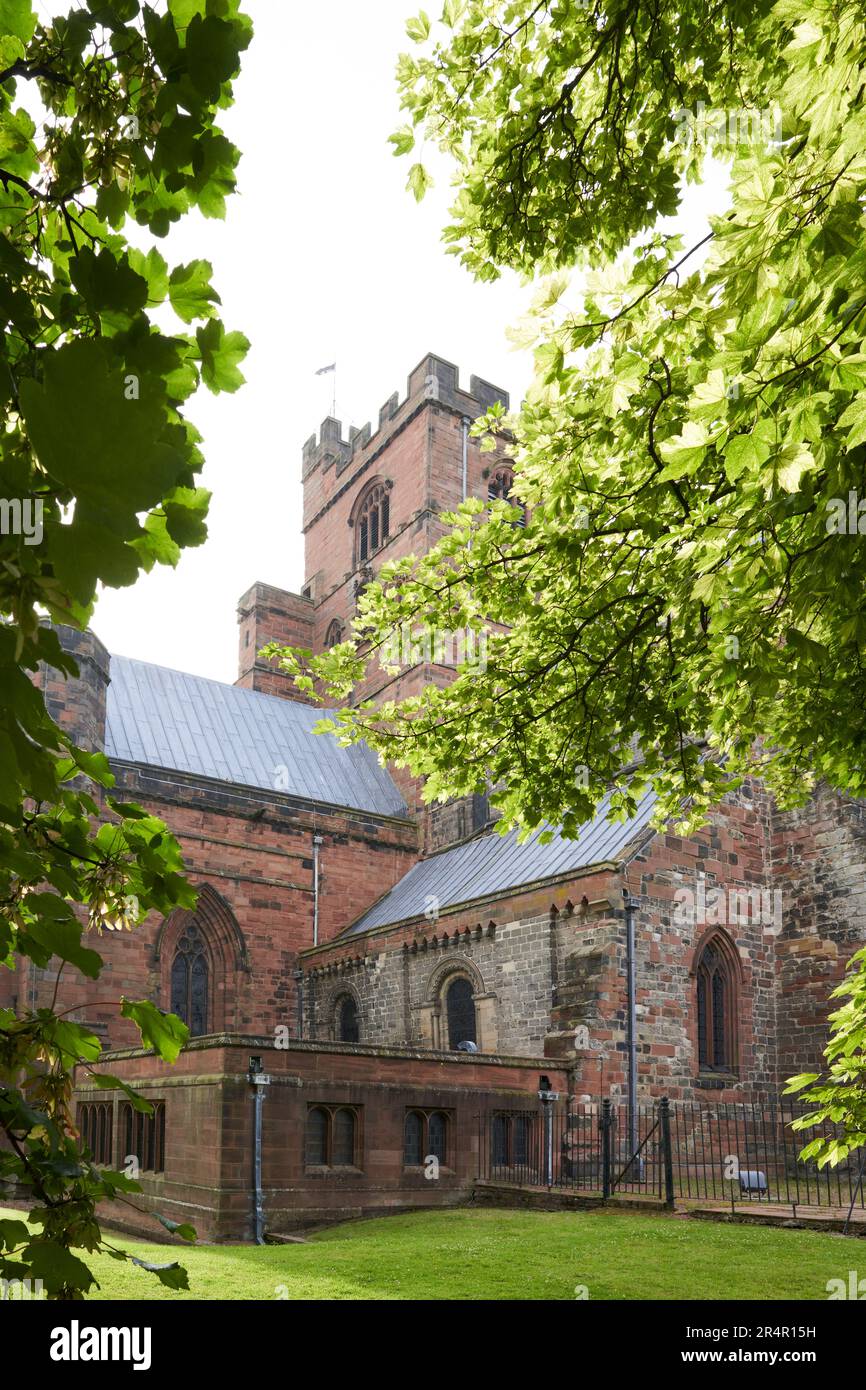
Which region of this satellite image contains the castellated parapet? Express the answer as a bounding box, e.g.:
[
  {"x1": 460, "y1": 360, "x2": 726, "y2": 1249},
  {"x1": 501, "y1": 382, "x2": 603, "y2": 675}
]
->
[{"x1": 301, "y1": 352, "x2": 510, "y2": 480}]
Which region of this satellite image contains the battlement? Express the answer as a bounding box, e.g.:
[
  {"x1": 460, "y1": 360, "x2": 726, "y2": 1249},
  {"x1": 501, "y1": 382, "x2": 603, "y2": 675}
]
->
[{"x1": 301, "y1": 353, "x2": 509, "y2": 480}]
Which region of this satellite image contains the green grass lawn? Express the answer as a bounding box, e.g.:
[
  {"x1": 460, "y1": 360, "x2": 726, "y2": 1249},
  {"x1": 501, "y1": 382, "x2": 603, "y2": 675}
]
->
[{"x1": 1, "y1": 1204, "x2": 854, "y2": 1300}]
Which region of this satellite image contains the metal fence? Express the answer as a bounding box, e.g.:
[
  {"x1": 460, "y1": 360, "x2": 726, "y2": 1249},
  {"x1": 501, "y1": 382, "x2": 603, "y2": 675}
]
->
[{"x1": 478, "y1": 1097, "x2": 866, "y2": 1217}]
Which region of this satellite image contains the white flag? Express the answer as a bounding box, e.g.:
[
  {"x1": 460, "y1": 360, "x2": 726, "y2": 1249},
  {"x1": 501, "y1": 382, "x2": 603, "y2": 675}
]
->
[{"x1": 315, "y1": 362, "x2": 336, "y2": 376}]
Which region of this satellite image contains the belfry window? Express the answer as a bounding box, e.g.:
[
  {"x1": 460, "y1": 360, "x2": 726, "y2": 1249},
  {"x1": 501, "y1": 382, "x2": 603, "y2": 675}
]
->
[
  {"x1": 695, "y1": 938, "x2": 736, "y2": 1073},
  {"x1": 356, "y1": 482, "x2": 390, "y2": 564},
  {"x1": 170, "y1": 923, "x2": 209, "y2": 1037},
  {"x1": 487, "y1": 468, "x2": 526, "y2": 526},
  {"x1": 324, "y1": 619, "x2": 343, "y2": 648}
]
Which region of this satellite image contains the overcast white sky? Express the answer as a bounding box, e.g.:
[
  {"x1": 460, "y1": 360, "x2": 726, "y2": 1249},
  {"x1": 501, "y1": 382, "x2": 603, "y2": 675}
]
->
[{"x1": 51, "y1": 0, "x2": 724, "y2": 683}]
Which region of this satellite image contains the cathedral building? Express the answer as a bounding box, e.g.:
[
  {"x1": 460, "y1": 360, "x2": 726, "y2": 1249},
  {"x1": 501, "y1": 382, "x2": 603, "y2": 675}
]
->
[{"x1": 9, "y1": 353, "x2": 865, "y2": 1238}]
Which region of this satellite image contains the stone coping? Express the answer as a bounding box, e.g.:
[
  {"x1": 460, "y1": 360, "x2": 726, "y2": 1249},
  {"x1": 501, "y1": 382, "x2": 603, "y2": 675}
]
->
[{"x1": 98, "y1": 1032, "x2": 564, "y2": 1071}]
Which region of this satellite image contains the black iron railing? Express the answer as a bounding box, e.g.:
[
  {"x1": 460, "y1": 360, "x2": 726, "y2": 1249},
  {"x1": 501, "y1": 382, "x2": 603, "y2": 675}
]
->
[{"x1": 478, "y1": 1096, "x2": 866, "y2": 1217}]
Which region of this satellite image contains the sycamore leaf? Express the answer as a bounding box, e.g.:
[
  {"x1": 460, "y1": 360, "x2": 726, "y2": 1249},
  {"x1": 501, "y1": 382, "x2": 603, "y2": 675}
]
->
[
  {"x1": 657, "y1": 421, "x2": 708, "y2": 478},
  {"x1": 131, "y1": 1257, "x2": 190, "y2": 1290},
  {"x1": 120, "y1": 998, "x2": 189, "y2": 1062},
  {"x1": 407, "y1": 162, "x2": 433, "y2": 201},
  {"x1": 168, "y1": 260, "x2": 220, "y2": 323},
  {"x1": 406, "y1": 11, "x2": 431, "y2": 42},
  {"x1": 838, "y1": 397, "x2": 866, "y2": 451},
  {"x1": 389, "y1": 126, "x2": 415, "y2": 157},
  {"x1": 195, "y1": 319, "x2": 249, "y2": 393}
]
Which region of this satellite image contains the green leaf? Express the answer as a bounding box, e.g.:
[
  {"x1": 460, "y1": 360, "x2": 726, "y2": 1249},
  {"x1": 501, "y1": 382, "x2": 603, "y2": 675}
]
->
[
  {"x1": 131, "y1": 1256, "x2": 190, "y2": 1289},
  {"x1": 0, "y1": 0, "x2": 37, "y2": 44},
  {"x1": 389, "y1": 126, "x2": 415, "y2": 157},
  {"x1": 407, "y1": 162, "x2": 433, "y2": 202},
  {"x1": 838, "y1": 397, "x2": 866, "y2": 451},
  {"x1": 168, "y1": 260, "x2": 220, "y2": 323},
  {"x1": 20, "y1": 341, "x2": 183, "y2": 519},
  {"x1": 121, "y1": 998, "x2": 189, "y2": 1062},
  {"x1": 155, "y1": 1213, "x2": 197, "y2": 1241},
  {"x1": 195, "y1": 319, "x2": 249, "y2": 393},
  {"x1": 406, "y1": 11, "x2": 431, "y2": 42},
  {"x1": 86, "y1": 1073, "x2": 154, "y2": 1113}
]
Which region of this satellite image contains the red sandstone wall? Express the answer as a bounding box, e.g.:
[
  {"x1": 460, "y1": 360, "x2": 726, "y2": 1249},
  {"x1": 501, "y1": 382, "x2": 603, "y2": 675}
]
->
[
  {"x1": 0, "y1": 765, "x2": 418, "y2": 1051},
  {"x1": 74, "y1": 1039, "x2": 569, "y2": 1240}
]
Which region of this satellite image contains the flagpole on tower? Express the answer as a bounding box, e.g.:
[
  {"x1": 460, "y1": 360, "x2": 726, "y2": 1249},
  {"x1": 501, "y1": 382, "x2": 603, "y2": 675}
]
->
[{"x1": 315, "y1": 361, "x2": 337, "y2": 418}]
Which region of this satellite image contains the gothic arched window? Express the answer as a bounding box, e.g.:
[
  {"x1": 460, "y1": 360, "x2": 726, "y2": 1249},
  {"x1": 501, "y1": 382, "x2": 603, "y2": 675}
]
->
[
  {"x1": 446, "y1": 975, "x2": 476, "y2": 1050},
  {"x1": 170, "y1": 923, "x2": 209, "y2": 1037},
  {"x1": 356, "y1": 482, "x2": 390, "y2": 564},
  {"x1": 487, "y1": 468, "x2": 526, "y2": 526},
  {"x1": 695, "y1": 938, "x2": 736, "y2": 1073},
  {"x1": 324, "y1": 619, "x2": 343, "y2": 649},
  {"x1": 336, "y1": 993, "x2": 360, "y2": 1043}
]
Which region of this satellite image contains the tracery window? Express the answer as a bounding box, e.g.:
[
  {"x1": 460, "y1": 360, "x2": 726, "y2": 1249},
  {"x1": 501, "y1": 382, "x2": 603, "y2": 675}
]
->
[
  {"x1": 170, "y1": 922, "x2": 209, "y2": 1037},
  {"x1": 695, "y1": 938, "x2": 736, "y2": 1072},
  {"x1": 324, "y1": 619, "x2": 343, "y2": 648},
  {"x1": 356, "y1": 482, "x2": 390, "y2": 564},
  {"x1": 487, "y1": 468, "x2": 526, "y2": 525}
]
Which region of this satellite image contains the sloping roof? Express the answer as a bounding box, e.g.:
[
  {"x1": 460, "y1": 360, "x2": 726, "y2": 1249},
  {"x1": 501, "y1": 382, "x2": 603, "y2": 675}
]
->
[
  {"x1": 342, "y1": 787, "x2": 659, "y2": 935},
  {"x1": 104, "y1": 655, "x2": 407, "y2": 818}
]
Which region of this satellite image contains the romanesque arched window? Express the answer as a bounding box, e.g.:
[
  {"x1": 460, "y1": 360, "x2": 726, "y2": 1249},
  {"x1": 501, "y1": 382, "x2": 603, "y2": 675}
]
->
[
  {"x1": 695, "y1": 937, "x2": 736, "y2": 1073},
  {"x1": 446, "y1": 975, "x2": 476, "y2": 1050},
  {"x1": 170, "y1": 922, "x2": 209, "y2": 1037},
  {"x1": 487, "y1": 468, "x2": 526, "y2": 526},
  {"x1": 324, "y1": 619, "x2": 343, "y2": 648},
  {"x1": 356, "y1": 481, "x2": 390, "y2": 564},
  {"x1": 336, "y1": 993, "x2": 360, "y2": 1043}
]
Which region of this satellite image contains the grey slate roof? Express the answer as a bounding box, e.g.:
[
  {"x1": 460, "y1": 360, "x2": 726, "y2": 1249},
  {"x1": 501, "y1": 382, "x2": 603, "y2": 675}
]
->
[
  {"x1": 343, "y1": 787, "x2": 659, "y2": 935},
  {"x1": 105, "y1": 655, "x2": 407, "y2": 818}
]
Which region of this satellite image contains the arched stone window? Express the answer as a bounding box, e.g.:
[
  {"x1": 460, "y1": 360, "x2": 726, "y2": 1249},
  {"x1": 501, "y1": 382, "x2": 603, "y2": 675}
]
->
[
  {"x1": 158, "y1": 884, "x2": 248, "y2": 1037},
  {"x1": 404, "y1": 1111, "x2": 424, "y2": 1165},
  {"x1": 305, "y1": 1106, "x2": 328, "y2": 1165},
  {"x1": 333, "y1": 1108, "x2": 356, "y2": 1165},
  {"x1": 694, "y1": 935, "x2": 738, "y2": 1073},
  {"x1": 446, "y1": 975, "x2": 476, "y2": 1050},
  {"x1": 487, "y1": 468, "x2": 526, "y2": 526},
  {"x1": 355, "y1": 481, "x2": 390, "y2": 564},
  {"x1": 428, "y1": 1111, "x2": 447, "y2": 1163},
  {"x1": 336, "y1": 993, "x2": 360, "y2": 1043},
  {"x1": 403, "y1": 1109, "x2": 450, "y2": 1166},
  {"x1": 305, "y1": 1105, "x2": 360, "y2": 1167},
  {"x1": 324, "y1": 619, "x2": 343, "y2": 649},
  {"x1": 170, "y1": 922, "x2": 209, "y2": 1037}
]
